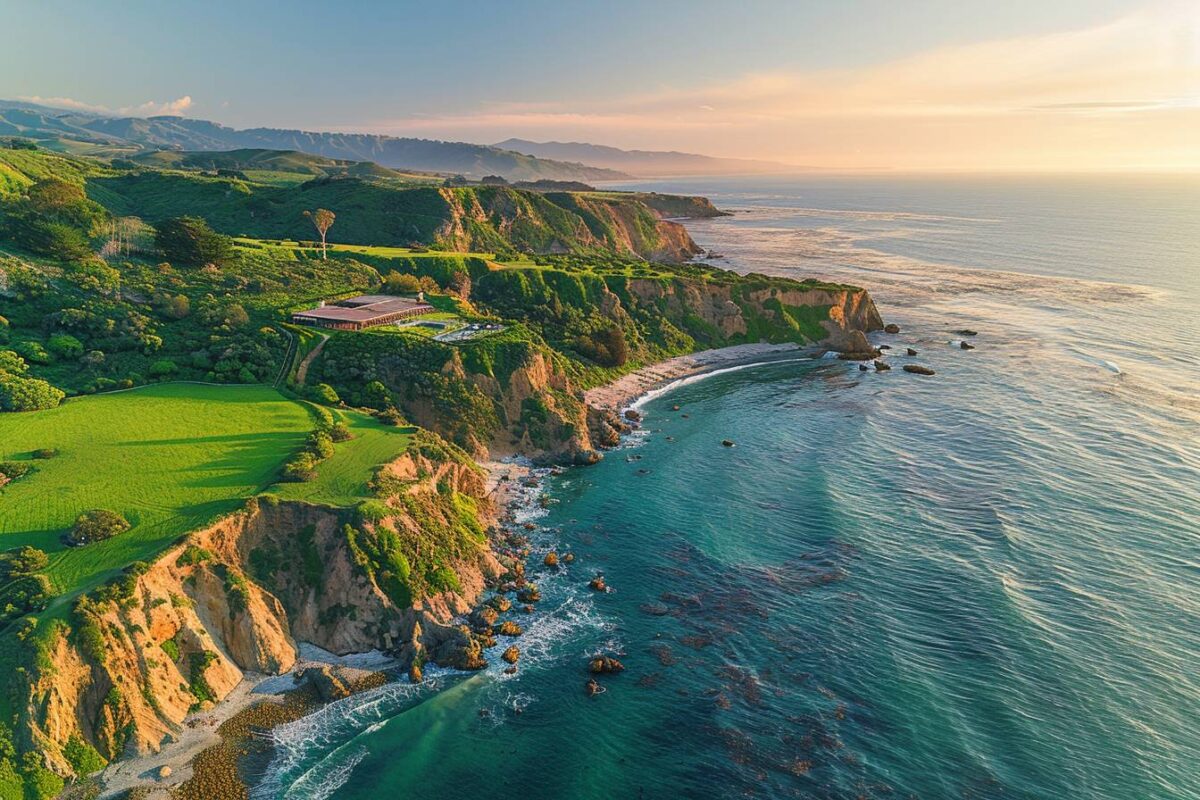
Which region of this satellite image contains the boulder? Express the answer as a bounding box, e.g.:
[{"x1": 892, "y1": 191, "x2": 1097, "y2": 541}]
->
[
  {"x1": 156, "y1": 765, "x2": 172, "y2": 781},
  {"x1": 903, "y1": 365, "x2": 936, "y2": 376},
  {"x1": 301, "y1": 665, "x2": 350, "y2": 702},
  {"x1": 496, "y1": 620, "x2": 523, "y2": 637},
  {"x1": 624, "y1": 409, "x2": 641, "y2": 422},
  {"x1": 428, "y1": 624, "x2": 487, "y2": 670},
  {"x1": 517, "y1": 585, "x2": 541, "y2": 603},
  {"x1": 589, "y1": 576, "x2": 608, "y2": 592},
  {"x1": 408, "y1": 663, "x2": 423, "y2": 684},
  {"x1": 960, "y1": 341, "x2": 975, "y2": 350},
  {"x1": 858, "y1": 364, "x2": 869, "y2": 371},
  {"x1": 563, "y1": 553, "x2": 575, "y2": 564},
  {"x1": 957, "y1": 329, "x2": 978, "y2": 336},
  {"x1": 721, "y1": 440, "x2": 735, "y2": 447},
  {"x1": 588, "y1": 655, "x2": 626, "y2": 674},
  {"x1": 884, "y1": 323, "x2": 901, "y2": 334},
  {"x1": 873, "y1": 360, "x2": 891, "y2": 371},
  {"x1": 672, "y1": 404, "x2": 681, "y2": 411},
  {"x1": 502, "y1": 646, "x2": 520, "y2": 664},
  {"x1": 906, "y1": 348, "x2": 918, "y2": 356},
  {"x1": 586, "y1": 678, "x2": 602, "y2": 696},
  {"x1": 488, "y1": 595, "x2": 513, "y2": 613},
  {"x1": 544, "y1": 551, "x2": 559, "y2": 568},
  {"x1": 470, "y1": 606, "x2": 499, "y2": 631}
]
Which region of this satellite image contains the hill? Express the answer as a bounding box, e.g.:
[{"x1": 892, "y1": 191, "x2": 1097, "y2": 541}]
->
[
  {"x1": 0, "y1": 100, "x2": 632, "y2": 182},
  {"x1": 127, "y1": 148, "x2": 440, "y2": 185},
  {"x1": 494, "y1": 138, "x2": 805, "y2": 177}
]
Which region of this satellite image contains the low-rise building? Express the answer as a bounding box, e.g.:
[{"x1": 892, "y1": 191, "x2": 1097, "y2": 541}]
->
[{"x1": 291, "y1": 294, "x2": 434, "y2": 331}]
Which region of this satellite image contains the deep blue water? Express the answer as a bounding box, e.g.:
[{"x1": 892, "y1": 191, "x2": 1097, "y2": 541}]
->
[{"x1": 255, "y1": 175, "x2": 1200, "y2": 800}]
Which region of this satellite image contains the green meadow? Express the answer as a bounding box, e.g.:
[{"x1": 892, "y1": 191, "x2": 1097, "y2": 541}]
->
[
  {"x1": 271, "y1": 412, "x2": 416, "y2": 507},
  {"x1": 0, "y1": 383, "x2": 313, "y2": 595}
]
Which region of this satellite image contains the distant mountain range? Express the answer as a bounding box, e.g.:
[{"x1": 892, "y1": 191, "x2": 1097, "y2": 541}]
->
[
  {"x1": 493, "y1": 139, "x2": 801, "y2": 177},
  {"x1": 0, "y1": 100, "x2": 629, "y2": 182}
]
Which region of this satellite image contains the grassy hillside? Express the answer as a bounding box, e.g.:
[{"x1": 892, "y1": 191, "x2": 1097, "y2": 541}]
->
[
  {"x1": 270, "y1": 412, "x2": 416, "y2": 506},
  {"x1": 0, "y1": 383, "x2": 312, "y2": 595}
]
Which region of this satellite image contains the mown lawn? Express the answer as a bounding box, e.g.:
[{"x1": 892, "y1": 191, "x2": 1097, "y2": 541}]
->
[
  {"x1": 270, "y1": 412, "x2": 415, "y2": 506},
  {"x1": 0, "y1": 383, "x2": 313, "y2": 595}
]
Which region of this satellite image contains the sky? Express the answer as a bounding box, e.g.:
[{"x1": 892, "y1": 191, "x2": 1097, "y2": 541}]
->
[{"x1": 3, "y1": 0, "x2": 1198, "y2": 171}]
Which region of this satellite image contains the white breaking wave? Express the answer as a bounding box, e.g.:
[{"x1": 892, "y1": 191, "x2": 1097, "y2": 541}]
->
[{"x1": 630, "y1": 357, "x2": 813, "y2": 413}]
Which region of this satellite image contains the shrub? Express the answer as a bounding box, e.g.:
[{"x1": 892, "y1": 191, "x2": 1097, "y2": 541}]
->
[
  {"x1": 0, "y1": 462, "x2": 31, "y2": 482},
  {"x1": 66, "y1": 509, "x2": 131, "y2": 546},
  {"x1": 308, "y1": 430, "x2": 334, "y2": 460},
  {"x1": 176, "y1": 545, "x2": 213, "y2": 567},
  {"x1": 62, "y1": 734, "x2": 106, "y2": 776},
  {"x1": 160, "y1": 637, "x2": 180, "y2": 661},
  {"x1": 149, "y1": 359, "x2": 177, "y2": 377},
  {"x1": 46, "y1": 334, "x2": 84, "y2": 361},
  {"x1": 0, "y1": 373, "x2": 64, "y2": 411},
  {"x1": 12, "y1": 341, "x2": 50, "y2": 365},
  {"x1": 329, "y1": 422, "x2": 353, "y2": 442},
  {"x1": 31, "y1": 448, "x2": 58, "y2": 459},
  {"x1": 154, "y1": 216, "x2": 233, "y2": 267},
  {"x1": 356, "y1": 500, "x2": 390, "y2": 524},
  {"x1": 311, "y1": 383, "x2": 340, "y2": 405}
]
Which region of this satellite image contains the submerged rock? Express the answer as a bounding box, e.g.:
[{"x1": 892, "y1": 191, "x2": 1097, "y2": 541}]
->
[
  {"x1": 586, "y1": 678, "x2": 602, "y2": 696},
  {"x1": 957, "y1": 329, "x2": 978, "y2": 336},
  {"x1": 563, "y1": 552, "x2": 575, "y2": 564},
  {"x1": 859, "y1": 364, "x2": 869, "y2": 371},
  {"x1": 903, "y1": 365, "x2": 936, "y2": 376}
]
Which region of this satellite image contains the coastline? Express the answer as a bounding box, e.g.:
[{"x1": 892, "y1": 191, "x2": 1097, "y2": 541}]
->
[
  {"x1": 98, "y1": 342, "x2": 822, "y2": 798},
  {"x1": 584, "y1": 342, "x2": 811, "y2": 412}
]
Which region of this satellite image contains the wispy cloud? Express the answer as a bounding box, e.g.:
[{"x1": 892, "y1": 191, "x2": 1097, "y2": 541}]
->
[
  {"x1": 18, "y1": 94, "x2": 194, "y2": 117},
  {"x1": 360, "y1": 3, "x2": 1200, "y2": 170}
]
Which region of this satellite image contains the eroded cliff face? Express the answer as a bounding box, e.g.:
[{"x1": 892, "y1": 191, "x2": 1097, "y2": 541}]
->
[
  {"x1": 432, "y1": 187, "x2": 703, "y2": 262},
  {"x1": 21, "y1": 450, "x2": 501, "y2": 776}
]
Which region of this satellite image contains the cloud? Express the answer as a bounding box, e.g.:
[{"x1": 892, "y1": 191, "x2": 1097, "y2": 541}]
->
[
  {"x1": 17, "y1": 95, "x2": 110, "y2": 114},
  {"x1": 17, "y1": 94, "x2": 194, "y2": 117},
  {"x1": 124, "y1": 96, "x2": 193, "y2": 116},
  {"x1": 359, "y1": 3, "x2": 1200, "y2": 170}
]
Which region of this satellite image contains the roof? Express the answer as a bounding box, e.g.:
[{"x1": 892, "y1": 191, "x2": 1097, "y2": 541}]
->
[{"x1": 292, "y1": 294, "x2": 433, "y2": 323}]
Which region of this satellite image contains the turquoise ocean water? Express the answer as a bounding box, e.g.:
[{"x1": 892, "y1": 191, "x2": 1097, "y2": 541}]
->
[{"x1": 255, "y1": 175, "x2": 1200, "y2": 800}]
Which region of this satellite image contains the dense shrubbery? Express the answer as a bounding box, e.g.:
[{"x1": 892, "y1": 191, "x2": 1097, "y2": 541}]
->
[
  {"x1": 0, "y1": 546, "x2": 54, "y2": 621},
  {"x1": 0, "y1": 178, "x2": 106, "y2": 261},
  {"x1": 154, "y1": 215, "x2": 233, "y2": 267},
  {"x1": 0, "y1": 349, "x2": 64, "y2": 411},
  {"x1": 65, "y1": 508, "x2": 131, "y2": 546}
]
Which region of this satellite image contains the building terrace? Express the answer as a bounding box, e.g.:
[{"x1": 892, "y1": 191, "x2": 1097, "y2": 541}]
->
[{"x1": 291, "y1": 294, "x2": 434, "y2": 331}]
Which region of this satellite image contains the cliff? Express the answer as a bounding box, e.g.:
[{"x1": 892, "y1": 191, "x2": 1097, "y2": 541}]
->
[{"x1": 18, "y1": 446, "x2": 504, "y2": 777}]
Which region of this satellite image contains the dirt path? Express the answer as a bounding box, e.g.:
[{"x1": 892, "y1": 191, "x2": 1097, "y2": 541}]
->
[{"x1": 294, "y1": 334, "x2": 329, "y2": 386}]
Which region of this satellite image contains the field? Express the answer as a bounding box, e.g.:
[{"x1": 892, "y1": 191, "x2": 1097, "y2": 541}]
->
[
  {"x1": 270, "y1": 412, "x2": 416, "y2": 506},
  {"x1": 0, "y1": 383, "x2": 313, "y2": 595}
]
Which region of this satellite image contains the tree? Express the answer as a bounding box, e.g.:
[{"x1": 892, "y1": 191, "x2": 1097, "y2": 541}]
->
[
  {"x1": 303, "y1": 208, "x2": 336, "y2": 259},
  {"x1": 154, "y1": 216, "x2": 233, "y2": 267},
  {"x1": 47, "y1": 334, "x2": 84, "y2": 361},
  {"x1": 383, "y1": 271, "x2": 422, "y2": 294},
  {"x1": 66, "y1": 509, "x2": 131, "y2": 546}
]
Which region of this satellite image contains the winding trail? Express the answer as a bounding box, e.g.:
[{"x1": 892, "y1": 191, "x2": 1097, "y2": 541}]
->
[{"x1": 294, "y1": 335, "x2": 330, "y2": 386}]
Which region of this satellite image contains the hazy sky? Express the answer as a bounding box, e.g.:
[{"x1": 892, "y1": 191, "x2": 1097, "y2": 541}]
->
[{"x1": 4, "y1": 0, "x2": 1198, "y2": 171}]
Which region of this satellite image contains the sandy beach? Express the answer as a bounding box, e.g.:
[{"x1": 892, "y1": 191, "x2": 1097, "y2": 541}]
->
[
  {"x1": 584, "y1": 342, "x2": 808, "y2": 412},
  {"x1": 98, "y1": 645, "x2": 395, "y2": 799}
]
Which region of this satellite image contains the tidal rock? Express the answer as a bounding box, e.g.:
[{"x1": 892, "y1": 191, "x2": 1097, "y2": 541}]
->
[
  {"x1": 517, "y1": 585, "x2": 541, "y2": 603},
  {"x1": 301, "y1": 666, "x2": 350, "y2": 702},
  {"x1": 672, "y1": 404, "x2": 681, "y2": 411},
  {"x1": 408, "y1": 663, "x2": 423, "y2": 684},
  {"x1": 837, "y1": 350, "x2": 881, "y2": 361},
  {"x1": 544, "y1": 551, "x2": 559, "y2": 568},
  {"x1": 589, "y1": 576, "x2": 608, "y2": 592},
  {"x1": 874, "y1": 360, "x2": 891, "y2": 371},
  {"x1": 884, "y1": 323, "x2": 901, "y2": 334},
  {"x1": 903, "y1": 365, "x2": 936, "y2": 376},
  {"x1": 504, "y1": 666, "x2": 517, "y2": 675},
  {"x1": 522, "y1": 604, "x2": 535, "y2": 613},
  {"x1": 470, "y1": 606, "x2": 499, "y2": 631},
  {"x1": 624, "y1": 408, "x2": 642, "y2": 422},
  {"x1": 878, "y1": 344, "x2": 891, "y2": 350},
  {"x1": 907, "y1": 348, "x2": 918, "y2": 356},
  {"x1": 957, "y1": 329, "x2": 978, "y2": 336},
  {"x1": 489, "y1": 595, "x2": 513, "y2": 613},
  {"x1": 588, "y1": 655, "x2": 626, "y2": 674},
  {"x1": 502, "y1": 645, "x2": 520, "y2": 664},
  {"x1": 429, "y1": 625, "x2": 488, "y2": 670},
  {"x1": 586, "y1": 678, "x2": 602, "y2": 696},
  {"x1": 859, "y1": 364, "x2": 869, "y2": 371},
  {"x1": 721, "y1": 440, "x2": 735, "y2": 447},
  {"x1": 563, "y1": 552, "x2": 575, "y2": 564},
  {"x1": 496, "y1": 620, "x2": 524, "y2": 637},
  {"x1": 960, "y1": 341, "x2": 975, "y2": 350}
]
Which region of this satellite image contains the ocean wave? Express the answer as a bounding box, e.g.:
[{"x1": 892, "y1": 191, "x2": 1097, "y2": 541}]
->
[{"x1": 630, "y1": 357, "x2": 813, "y2": 412}]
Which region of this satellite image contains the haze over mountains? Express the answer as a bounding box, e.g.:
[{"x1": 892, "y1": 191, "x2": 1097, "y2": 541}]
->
[
  {"x1": 494, "y1": 139, "x2": 802, "y2": 177},
  {"x1": 0, "y1": 100, "x2": 627, "y2": 182},
  {"x1": 1, "y1": 99, "x2": 801, "y2": 181}
]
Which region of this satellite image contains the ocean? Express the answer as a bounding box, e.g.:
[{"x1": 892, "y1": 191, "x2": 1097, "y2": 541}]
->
[{"x1": 254, "y1": 175, "x2": 1200, "y2": 800}]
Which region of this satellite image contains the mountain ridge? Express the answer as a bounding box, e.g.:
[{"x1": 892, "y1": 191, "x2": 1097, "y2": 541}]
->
[{"x1": 493, "y1": 138, "x2": 807, "y2": 177}]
